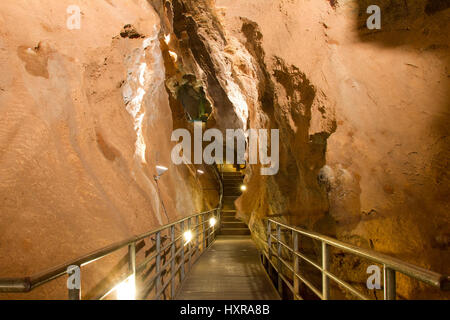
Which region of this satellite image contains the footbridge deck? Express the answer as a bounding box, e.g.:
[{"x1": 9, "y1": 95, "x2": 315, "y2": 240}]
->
[{"x1": 176, "y1": 235, "x2": 279, "y2": 300}]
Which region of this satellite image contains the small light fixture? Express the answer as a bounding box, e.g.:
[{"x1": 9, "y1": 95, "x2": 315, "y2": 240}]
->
[
  {"x1": 183, "y1": 230, "x2": 193, "y2": 245},
  {"x1": 116, "y1": 274, "x2": 136, "y2": 300},
  {"x1": 164, "y1": 33, "x2": 171, "y2": 45},
  {"x1": 168, "y1": 50, "x2": 178, "y2": 62},
  {"x1": 154, "y1": 165, "x2": 168, "y2": 181},
  {"x1": 197, "y1": 169, "x2": 204, "y2": 175},
  {"x1": 209, "y1": 217, "x2": 217, "y2": 227},
  {"x1": 240, "y1": 185, "x2": 247, "y2": 191}
]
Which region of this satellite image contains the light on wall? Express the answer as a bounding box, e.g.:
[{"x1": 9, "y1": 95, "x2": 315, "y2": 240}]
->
[
  {"x1": 169, "y1": 51, "x2": 178, "y2": 62},
  {"x1": 154, "y1": 165, "x2": 168, "y2": 181},
  {"x1": 240, "y1": 185, "x2": 247, "y2": 191},
  {"x1": 183, "y1": 230, "x2": 193, "y2": 245},
  {"x1": 116, "y1": 274, "x2": 136, "y2": 300},
  {"x1": 164, "y1": 34, "x2": 171, "y2": 45},
  {"x1": 209, "y1": 217, "x2": 217, "y2": 227}
]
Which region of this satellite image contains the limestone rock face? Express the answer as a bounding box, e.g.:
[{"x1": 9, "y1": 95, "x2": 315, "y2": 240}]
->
[
  {"x1": 157, "y1": 0, "x2": 449, "y2": 299},
  {"x1": 221, "y1": 0, "x2": 449, "y2": 299},
  {"x1": 0, "y1": 0, "x2": 448, "y2": 300},
  {"x1": 0, "y1": 0, "x2": 218, "y2": 298}
]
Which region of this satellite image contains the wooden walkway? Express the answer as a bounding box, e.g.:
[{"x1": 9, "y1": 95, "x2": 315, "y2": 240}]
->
[{"x1": 176, "y1": 235, "x2": 280, "y2": 300}]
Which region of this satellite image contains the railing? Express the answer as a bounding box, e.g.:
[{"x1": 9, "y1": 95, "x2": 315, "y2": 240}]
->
[
  {"x1": 258, "y1": 218, "x2": 450, "y2": 300},
  {"x1": 0, "y1": 208, "x2": 221, "y2": 300}
]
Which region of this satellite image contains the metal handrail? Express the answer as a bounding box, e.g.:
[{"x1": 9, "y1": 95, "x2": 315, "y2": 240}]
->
[
  {"x1": 258, "y1": 218, "x2": 449, "y2": 300},
  {"x1": 211, "y1": 163, "x2": 224, "y2": 210},
  {"x1": 0, "y1": 208, "x2": 221, "y2": 299}
]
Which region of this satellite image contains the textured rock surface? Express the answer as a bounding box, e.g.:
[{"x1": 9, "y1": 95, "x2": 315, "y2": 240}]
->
[
  {"x1": 155, "y1": 0, "x2": 449, "y2": 299},
  {"x1": 0, "y1": 0, "x2": 448, "y2": 300},
  {"x1": 0, "y1": 0, "x2": 218, "y2": 298},
  {"x1": 217, "y1": 0, "x2": 450, "y2": 299}
]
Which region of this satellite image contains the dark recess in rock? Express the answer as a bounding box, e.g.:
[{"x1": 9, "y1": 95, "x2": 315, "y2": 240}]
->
[
  {"x1": 425, "y1": 0, "x2": 450, "y2": 15},
  {"x1": 120, "y1": 24, "x2": 145, "y2": 39}
]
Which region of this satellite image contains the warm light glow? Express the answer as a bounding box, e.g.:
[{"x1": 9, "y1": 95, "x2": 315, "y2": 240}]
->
[
  {"x1": 116, "y1": 274, "x2": 136, "y2": 300},
  {"x1": 197, "y1": 170, "x2": 204, "y2": 175},
  {"x1": 164, "y1": 33, "x2": 171, "y2": 45},
  {"x1": 225, "y1": 80, "x2": 249, "y2": 130},
  {"x1": 156, "y1": 165, "x2": 168, "y2": 177},
  {"x1": 240, "y1": 185, "x2": 247, "y2": 191},
  {"x1": 183, "y1": 230, "x2": 193, "y2": 245},
  {"x1": 209, "y1": 217, "x2": 217, "y2": 227},
  {"x1": 169, "y1": 50, "x2": 178, "y2": 61}
]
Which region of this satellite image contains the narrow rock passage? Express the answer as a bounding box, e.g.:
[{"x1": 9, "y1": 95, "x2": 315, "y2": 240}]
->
[
  {"x1": 177, "y1": 164, "x2": 278, "y2": 300},
  {"x1": 176, "y1": 235, "x2": 279, "y2": 300}
]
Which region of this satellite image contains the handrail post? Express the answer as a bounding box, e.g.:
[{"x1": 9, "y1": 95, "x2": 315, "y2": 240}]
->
[
  {"x1": 267, "y1": 220, "x2": 272, "y2": 278},
  {"x1": 322, "y1": 241, "x2": 330, "y2": 300},
  {"x1": 384, "y1": 266, "x2": 396, "y2": 300},
  {"x1": 187, "y1": 217, "x2": 192, "y2": 272},
  {"x1": 267, "y1": 220, "x2": 271, "y2": 259},
  {"x1": 203, "y1": 215, "x2": 207, "y2": 249},
  {"x1": 180, "y1": 221, "x2": 185, "y2": 281},
  {"x1": 206, "y1": 213, "x2": 211, "y2": 247},
  {"x1": 276, "y1": 224, "x2": 282, "y2": 296},
  {"x1": 196, "y1": 215, "x2": 200, "y2": 253},
  {"x1": 216, "y1": 208, "x2": 221, "y2": 235},
  {"x1": 128, "y1": 242, "x2": 136, "y2": 299},
  {"x1": 170, "y1": 225, "x2": 175, "y2": 299},
  {"x1": 155, "y1": 232, "x2": 161, "y2": 299},
  {"x1": 293, "y1": 231, "x2": 299, "y2": 300},
  {"x1": 212, "y1": 211, "x2": 216, "y2": 240}
]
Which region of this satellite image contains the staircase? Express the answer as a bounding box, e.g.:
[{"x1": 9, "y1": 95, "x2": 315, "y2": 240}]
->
[{"x1": 220, "y1": 171, "x2": 250, "y2": 236}]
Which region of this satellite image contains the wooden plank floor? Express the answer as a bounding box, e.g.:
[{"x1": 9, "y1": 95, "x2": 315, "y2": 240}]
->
[{"x1": 176, "y1": 235, "x2": 280, "y2": 300}]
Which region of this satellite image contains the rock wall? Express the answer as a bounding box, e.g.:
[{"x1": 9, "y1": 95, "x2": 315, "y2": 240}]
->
[
  {"x1": 221, "y1": 0, "x2": 449, "y2": 299},
  {"x1": 0, "y1": 0, "x2": 219, "y2": 299},
  {"x1": 0, "y1": 0, "x2": 448, "y2": 300},
  {"x1": 153, "y1": 0, "x2": 449, "y2": 299}
]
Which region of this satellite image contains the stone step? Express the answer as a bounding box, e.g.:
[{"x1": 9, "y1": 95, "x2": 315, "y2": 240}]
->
[
  {"x1": 221, "y1": 211, "x2": 236, "y2": 217},
  {"x1": 222, "y1": 201, "x2": 236, "y2": 206},
  {"x1": 221, "y1": 216, "x2": 240, "y2": 222},
  {"x1": 220, "y1": 228, "x2": 251, "y2": 236},
  {"x1": 221, "y1": 221, "x2": 247, "y2": 229},
  {"x1": 222, "y1": 197, "x2": 239, "y2": 204},
  {"x1": 222, "y1": 205, "x2": 236, "y2": 211}
]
